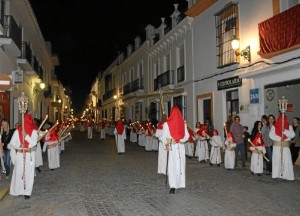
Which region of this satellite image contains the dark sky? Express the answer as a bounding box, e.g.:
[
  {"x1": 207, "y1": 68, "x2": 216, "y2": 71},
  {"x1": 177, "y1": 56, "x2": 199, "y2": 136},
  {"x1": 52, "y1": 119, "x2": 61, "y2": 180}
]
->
[{"x1": 29, "y1": 0, "x2": 188, "y2": 114}]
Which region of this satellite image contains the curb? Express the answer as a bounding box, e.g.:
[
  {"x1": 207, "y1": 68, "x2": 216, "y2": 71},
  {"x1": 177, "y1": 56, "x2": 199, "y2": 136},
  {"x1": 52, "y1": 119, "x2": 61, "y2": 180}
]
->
[{"x1": 0, "y1": 185, "x2": 9, "y2": 201}]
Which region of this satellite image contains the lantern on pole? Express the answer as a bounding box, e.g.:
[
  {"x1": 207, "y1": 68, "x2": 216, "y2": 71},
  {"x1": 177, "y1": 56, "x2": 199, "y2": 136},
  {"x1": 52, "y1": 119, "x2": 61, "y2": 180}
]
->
[
  {"x1": 278, "y1": 96, "x2": 288, "y2": 176},
  {"x1": 17, "y1": 92, "x2": 28, "y2": 189}
]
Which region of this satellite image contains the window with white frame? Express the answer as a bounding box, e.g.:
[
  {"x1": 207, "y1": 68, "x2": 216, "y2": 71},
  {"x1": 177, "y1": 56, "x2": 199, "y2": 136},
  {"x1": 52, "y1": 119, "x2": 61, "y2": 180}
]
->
[{"x1": 215, "y1": 2, "x2": 239, "y2": 68}]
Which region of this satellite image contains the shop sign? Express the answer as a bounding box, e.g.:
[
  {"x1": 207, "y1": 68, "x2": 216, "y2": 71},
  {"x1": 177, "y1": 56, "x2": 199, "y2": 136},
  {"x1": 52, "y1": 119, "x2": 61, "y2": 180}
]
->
[
  {"x1": 250, "y1": 88, "x2": 260, "y2": 104},
  {"x1": 217, "y1": 76, "x2": 242, "y2": 90}
]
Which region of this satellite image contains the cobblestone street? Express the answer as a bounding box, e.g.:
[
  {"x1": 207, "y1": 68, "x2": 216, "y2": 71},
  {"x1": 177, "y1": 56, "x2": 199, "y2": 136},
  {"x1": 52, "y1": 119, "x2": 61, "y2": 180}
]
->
[{"x1": 0, "y1": 130, "x2": 300, "y2": 216}]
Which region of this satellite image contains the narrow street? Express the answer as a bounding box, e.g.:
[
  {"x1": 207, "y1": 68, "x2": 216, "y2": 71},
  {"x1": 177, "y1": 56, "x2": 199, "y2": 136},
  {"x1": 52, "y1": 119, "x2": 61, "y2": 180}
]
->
[{"x1": 0, "y1": 130, "x2": 300, "y2": 216}]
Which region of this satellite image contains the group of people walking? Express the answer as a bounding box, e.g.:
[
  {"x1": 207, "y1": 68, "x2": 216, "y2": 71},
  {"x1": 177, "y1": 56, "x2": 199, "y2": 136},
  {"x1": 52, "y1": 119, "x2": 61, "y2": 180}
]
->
[{"x1": 0, "y1": 114, "x2": 72, "y2": 199}]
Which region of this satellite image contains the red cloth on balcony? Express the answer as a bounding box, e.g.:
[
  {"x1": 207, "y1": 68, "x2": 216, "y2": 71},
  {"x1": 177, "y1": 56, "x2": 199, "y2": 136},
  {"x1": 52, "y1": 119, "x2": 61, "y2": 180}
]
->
[{"x1": 258, "y1": 4, "x2": 300, "y2": 54}]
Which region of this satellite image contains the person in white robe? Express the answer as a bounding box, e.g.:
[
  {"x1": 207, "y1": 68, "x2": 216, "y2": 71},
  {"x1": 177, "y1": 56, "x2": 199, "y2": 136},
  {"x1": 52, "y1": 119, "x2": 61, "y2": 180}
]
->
[
  {"x1": 145, "y1": 123, "x2": 154, "y2": 151},
  {"x1": 194, "y1": 122, "x2": 201, "y2": 158},
  {"x1": 196, "y1": 124, "x2": 209, "y2": 162},
  {"x1": 186, "y1": 128, "x2": 195, "y2": 159},
  {"x1": 87, "y1": 119, "x2": 93, "y2": 139},
  {"x1": 9, "y1": 114, "x2": 38, "y2": 199},
  {"x1": 43, "y1": 126, "x2": 60, "y2": 170},
  {"x1": 35, "y1": 132, "x2": 43, "y2": 173},
  {"x1": 130, "y1": 123, "x2": 138, "y2": 143},
  {"x1": 114, "y1": 120, "x2": 126, "y2": 154},
  {"x1": 224, "y1": 132, "x2": 236, "y2": 170},
  {"x1": 160, "y1": 106, "x2": 189, "y2": 194},
  {"x1": 269, "y1": 113, "x2": 295, "y2": 180},
  {"x1": 156, "y1": 120, "x2": 167, "y2": 175},
  {"x1": 250, "y1": 132, "x2": 266, "y2": 176},
  {"x1": 209, "y1": 129, "x2": 223, "y2": 166},
  {"x1": 100, "y1": 119, "x2": 106, "y2": 140}
]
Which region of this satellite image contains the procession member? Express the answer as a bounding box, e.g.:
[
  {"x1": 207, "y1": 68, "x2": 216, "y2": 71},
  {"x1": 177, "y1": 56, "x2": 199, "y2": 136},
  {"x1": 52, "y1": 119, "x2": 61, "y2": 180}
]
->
[
  {"x1": 114, "y1": 119, "x2": 126, "y2": 154},
  {"x1": 249, "y1": 132, "x2": 266, "y2": 176},
  {"x1": 290, "y1": 117, "x2": 300, "y2": 165},
  {"x1": 130, "y1": 122, "x2": 138, "y2": 144},
  {"x1": 196, "y1": 124, "x2": 209, "y2": 163},
  {"x1": 269, "y1": 114, "x2": 295, "y2": 180},
  {"x1": 33, "y1": 118, "x2": 43, "y2": 173},
  {"x1": 194, "y1": 122, "x2": 201, "y2": 157},
  {"x1": 79, "y1": 119, "x2": 85, "y2": 132},
  {"x1": 156, "y1": 117, "x2": 167, "y2": 175},
  {"x1": 186, "y1": 128, "x2": 195, "y2": 159},
  {"x1": 145, "y1": 122, "x2": 154, "y2": 151},
  {"x1": 224, "y1": 132, "x2": 236, "y2": 170},
  {"x1": 87, "y1": 118, "x2": 93, "y2": 139},
  {"x1": 151, "y1": 125, "x2": 159, "y2": 151},
  {"x1": 9, "y1": 114, "x2": 38, "y2": 199},
  {"x1": 160, "y1": 106, "x2": 189, "y2": 194},
  {"x1": 209, "y1": 129, "x2": 223, "y2": 166},
  {"x1": 43, "y1": 123, "x2": 60, "y2": 170},
  {"x1": 138, "y1": 121, "x2": 147, "y2": 147},
  {"x1": 100, "y1": 118, "x2": 106, "y2": 140}
]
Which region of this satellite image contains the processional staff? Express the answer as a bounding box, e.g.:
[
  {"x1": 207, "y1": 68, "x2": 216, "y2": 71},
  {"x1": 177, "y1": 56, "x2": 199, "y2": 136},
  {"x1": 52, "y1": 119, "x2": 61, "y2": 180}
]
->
[
  {"x1": 18, "y1": 92, "x2": 28, "y2": 190},
  {"x1": 278, "y1": 96, "x2": 288, "y2": 177}
]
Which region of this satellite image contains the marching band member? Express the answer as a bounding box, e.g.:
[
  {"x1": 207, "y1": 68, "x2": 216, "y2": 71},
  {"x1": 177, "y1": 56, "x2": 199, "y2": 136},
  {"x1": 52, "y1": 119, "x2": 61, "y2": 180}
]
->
[
  {"x1": 9, "y1": 114, "x2": 38, "y2": 199},
  {"x1": 250, "y1": 132, "x2": 266, "y2": 176},
  {"x1": 269, "y1": 114, "x2": 295, "y2": 180},
  {"x1": 224, "y1": 132, "x2": 236, "y2": 170},
  {"x1": 209, "y1": 129, "x2": 223, "y2": 166},
  {"x1": 114, "y1": 119, "x2": 126, "y2": 154}
]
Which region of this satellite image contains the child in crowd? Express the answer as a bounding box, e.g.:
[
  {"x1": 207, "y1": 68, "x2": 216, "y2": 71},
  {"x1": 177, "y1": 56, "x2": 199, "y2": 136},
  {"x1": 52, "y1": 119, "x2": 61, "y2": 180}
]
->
[
  {"x1": 224, "y1": 132, "x2": 236, "y2": 170},
  {"x1": 209, "y1": 129, "x2": 223, "y2": 166},
  {"x1": 249, "y1": 132, "x2": 266, "y2": 176},
  {"x1": 186, "y1": 128, "x2": 195, "y2": 159}
]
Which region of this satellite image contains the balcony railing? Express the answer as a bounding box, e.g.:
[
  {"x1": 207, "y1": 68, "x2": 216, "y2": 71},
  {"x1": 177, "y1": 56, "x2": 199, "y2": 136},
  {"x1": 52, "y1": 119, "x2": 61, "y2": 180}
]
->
[
  {"x1": 33, "y1": 56, "x2": 39, "y2": 73},
  {"x1": 2, "y1": 15, "x2": 22, "y2": 50},
  {"x1": 177, "y1": 65, "x2": 185, "y2": 83},
  {"x1": 258, "y1": 4, "x2": 300, "y2": 58},
  {"x1": 103, "y1": 88, "x2": 116, "y2": 101},
  {"x1": 154, "y1": 70, "x2": 174, "y2": 91},
  {"x1": 20, "y1": 41, "x2": 32, "y2": 65},
  {"x1": 122, "y1": 78, "x2": 144, "y2": 96}
]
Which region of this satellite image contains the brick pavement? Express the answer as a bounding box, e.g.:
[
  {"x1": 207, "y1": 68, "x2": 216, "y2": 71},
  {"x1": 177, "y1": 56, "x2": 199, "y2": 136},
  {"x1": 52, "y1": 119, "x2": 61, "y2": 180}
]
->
[{"x1": 0, "y1": 130, "x2": 300, "y2": 216}]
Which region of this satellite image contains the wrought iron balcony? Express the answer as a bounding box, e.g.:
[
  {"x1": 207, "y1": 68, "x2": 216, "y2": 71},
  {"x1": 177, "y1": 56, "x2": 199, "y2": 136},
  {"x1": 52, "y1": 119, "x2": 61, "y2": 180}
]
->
[
  {"x1": 131, "y1": 78, "x2": 144, "y2": 92},
  {"x1": 154, "y1": 70, "x2": 174, "y2": 91},
  {"x1": 20, "y1": 41, "x2": 32, "y2": 64},
  {"x1": 177, "y1": 65, "x2": 185, "y2": 83},
  {"x1": 103, "y1": 88, "x2": 116, "y2": 101},
  {"x1": 0, "y1": 15, "x2": 22, "y2": 51}
]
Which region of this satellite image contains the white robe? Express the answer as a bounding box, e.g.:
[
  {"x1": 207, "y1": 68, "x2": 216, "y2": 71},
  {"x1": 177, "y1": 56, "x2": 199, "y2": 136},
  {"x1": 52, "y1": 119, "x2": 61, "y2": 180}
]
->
[
  {"x1": 209, "y1": 135, "x2": 223, "y2": 164},
  {"x1": 138, "y1": 133, "x2": 146, "y2": 147},
  {"x1": 145, "y1": 134, "x2": 153, "y2": 151},
  {"x1": 43, "y1": 139, "x2": 60, "y2": 170},
  {"x1": 269, "y1": 125, "x2": 295, "y2": 180},
  {"x1": 35, "y1": 142, "x2": 43, "y2": 167},
  {"x1": 160, "y1": 123, "x2": 189, "y2": 189},
  {"x1": 100, "y1": 128, "x2": 106, "y2": 139},
  {"x1": 224, "y1": 140, "x2": 236, "y2": 169},
  {"x1": 9, "y1": 129, "x2": 38, "y2": 196},
  {"x1": 185, "y1": 140, "x2": 194, "y2": 157},
  {"x1": 114, "y1": 129, "x2": 126, "y2": 153},
  {"x1": 87, "y1": 126, "x2": 93, "y2": 139},
  {"x1": 156, "y1": 129, "x2": 167, "y2": 175},
  {"x1": 130, "y1": 131, "x2": 138, "y2": 143},
  {"x1": 196, "y1": 137, "x2": 209, "y2": 162},
  {"x1": 250, "y1": 146, "x2": 266, "y2": 174}
]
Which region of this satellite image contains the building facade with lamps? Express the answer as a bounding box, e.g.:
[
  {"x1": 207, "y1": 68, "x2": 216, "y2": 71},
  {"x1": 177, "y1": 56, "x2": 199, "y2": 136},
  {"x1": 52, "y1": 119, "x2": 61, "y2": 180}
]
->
[
  {"x1": 0, "y1": 0, "x2": 60, "y2": 125},
  {"x1": 95, "y1": 0, "x2": 300, "y2": 135}
]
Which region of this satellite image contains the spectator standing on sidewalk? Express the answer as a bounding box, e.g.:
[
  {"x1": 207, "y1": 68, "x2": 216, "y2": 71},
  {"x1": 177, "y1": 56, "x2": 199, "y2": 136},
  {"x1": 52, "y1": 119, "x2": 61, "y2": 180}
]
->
[
  {"x1": 230, "y1": 116, "x2": 246, "y2": 168},
  {"x1": 9, "y1": 114, "x2": 38, "y2": 199},
  {"x1": 290, "y1": 117, "x2": 300, "y2": 165},
  {"x1": 261, "y1": 114, "x2": 275, "y2": 175},
  {"x1": 0, "y1": 119, "x2": 15, "y2": 180}
]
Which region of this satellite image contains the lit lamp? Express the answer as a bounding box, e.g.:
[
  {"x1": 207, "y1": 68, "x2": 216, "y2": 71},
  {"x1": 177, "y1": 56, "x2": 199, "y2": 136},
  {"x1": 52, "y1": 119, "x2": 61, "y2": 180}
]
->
[
  {"x1": 39, "y1": 82, "x2": 46, "y2": 90},
  {"x1": 231, "y1": 36, "x2": 251, "y2": 63},
  {"x1": 113, "y1": 95, "x2": 117, "y2": 100}
]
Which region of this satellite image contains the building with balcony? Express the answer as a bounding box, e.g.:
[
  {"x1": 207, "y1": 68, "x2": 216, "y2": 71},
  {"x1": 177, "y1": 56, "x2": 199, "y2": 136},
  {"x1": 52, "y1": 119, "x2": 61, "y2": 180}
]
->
[
  {"x1": 0, "y1": 0, "x2": 59, "y2": 125},
  {"x1": 94, "y1": 0, "x2": 300, "y2": 134}
]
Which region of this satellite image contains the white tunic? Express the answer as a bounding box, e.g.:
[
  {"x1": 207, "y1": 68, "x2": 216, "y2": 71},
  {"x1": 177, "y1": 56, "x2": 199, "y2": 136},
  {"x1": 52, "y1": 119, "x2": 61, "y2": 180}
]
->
[
  {"x1": 196, "y1": 137, "x2": 209, "y2": 162},
  {"x1": 35, "y1": 142, "x2": 43, "y2": 167},
  {"x1": 224, "y1": 139, "x2": 236, "y2": 169},
  {"x1": 130, "y1": 130, "x2": 138, "y2": 143},
  {"x1": 160, "y1": 123, "x2": 189, "y2": 189},
  {"x1": 156, "y1": 128, "x2": 167, "y2": 175},
  {"x1": 100, "y1": 128, "x2": 106, "y2": 139},
  {"x1": 250, "y1": 146, "x2": 266, "y2": 174},
  {"x1": 269, "y1": 125, "x2": 295, "y2": 180},
  {"x1": 209, "y1": 135, "x2": 223, "y2": 164},
  {"x1": 43, "y1": 136, "x2": 60, "y2": 170},
  {"x1": 114, "y1": 128, "x2": 126, "y2": 153},
  {"x1": 9, "y1": 129, "x2": 38, "y2": 196}
]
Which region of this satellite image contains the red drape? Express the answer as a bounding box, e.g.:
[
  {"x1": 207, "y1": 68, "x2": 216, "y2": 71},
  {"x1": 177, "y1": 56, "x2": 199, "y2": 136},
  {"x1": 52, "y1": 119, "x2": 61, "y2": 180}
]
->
[{"x1": 258, "y1": 4, "x2": 300, "y2": 54}]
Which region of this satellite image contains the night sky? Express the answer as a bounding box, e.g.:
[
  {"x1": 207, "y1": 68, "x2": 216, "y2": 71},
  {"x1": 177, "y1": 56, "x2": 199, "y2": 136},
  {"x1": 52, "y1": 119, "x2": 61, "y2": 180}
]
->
[{"x1": 29, "y1": 0, "x2": 188, "y2": 114}]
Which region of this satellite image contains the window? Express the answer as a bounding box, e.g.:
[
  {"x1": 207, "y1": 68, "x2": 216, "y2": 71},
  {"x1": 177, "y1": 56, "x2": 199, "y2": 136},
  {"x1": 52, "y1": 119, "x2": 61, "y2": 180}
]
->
[
  {"x1": 215, "y1": 3, "x2": 239, "y2": 68},
  {"x1": 226, "y1": 89, "x2": 239, "y2": 117}
]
